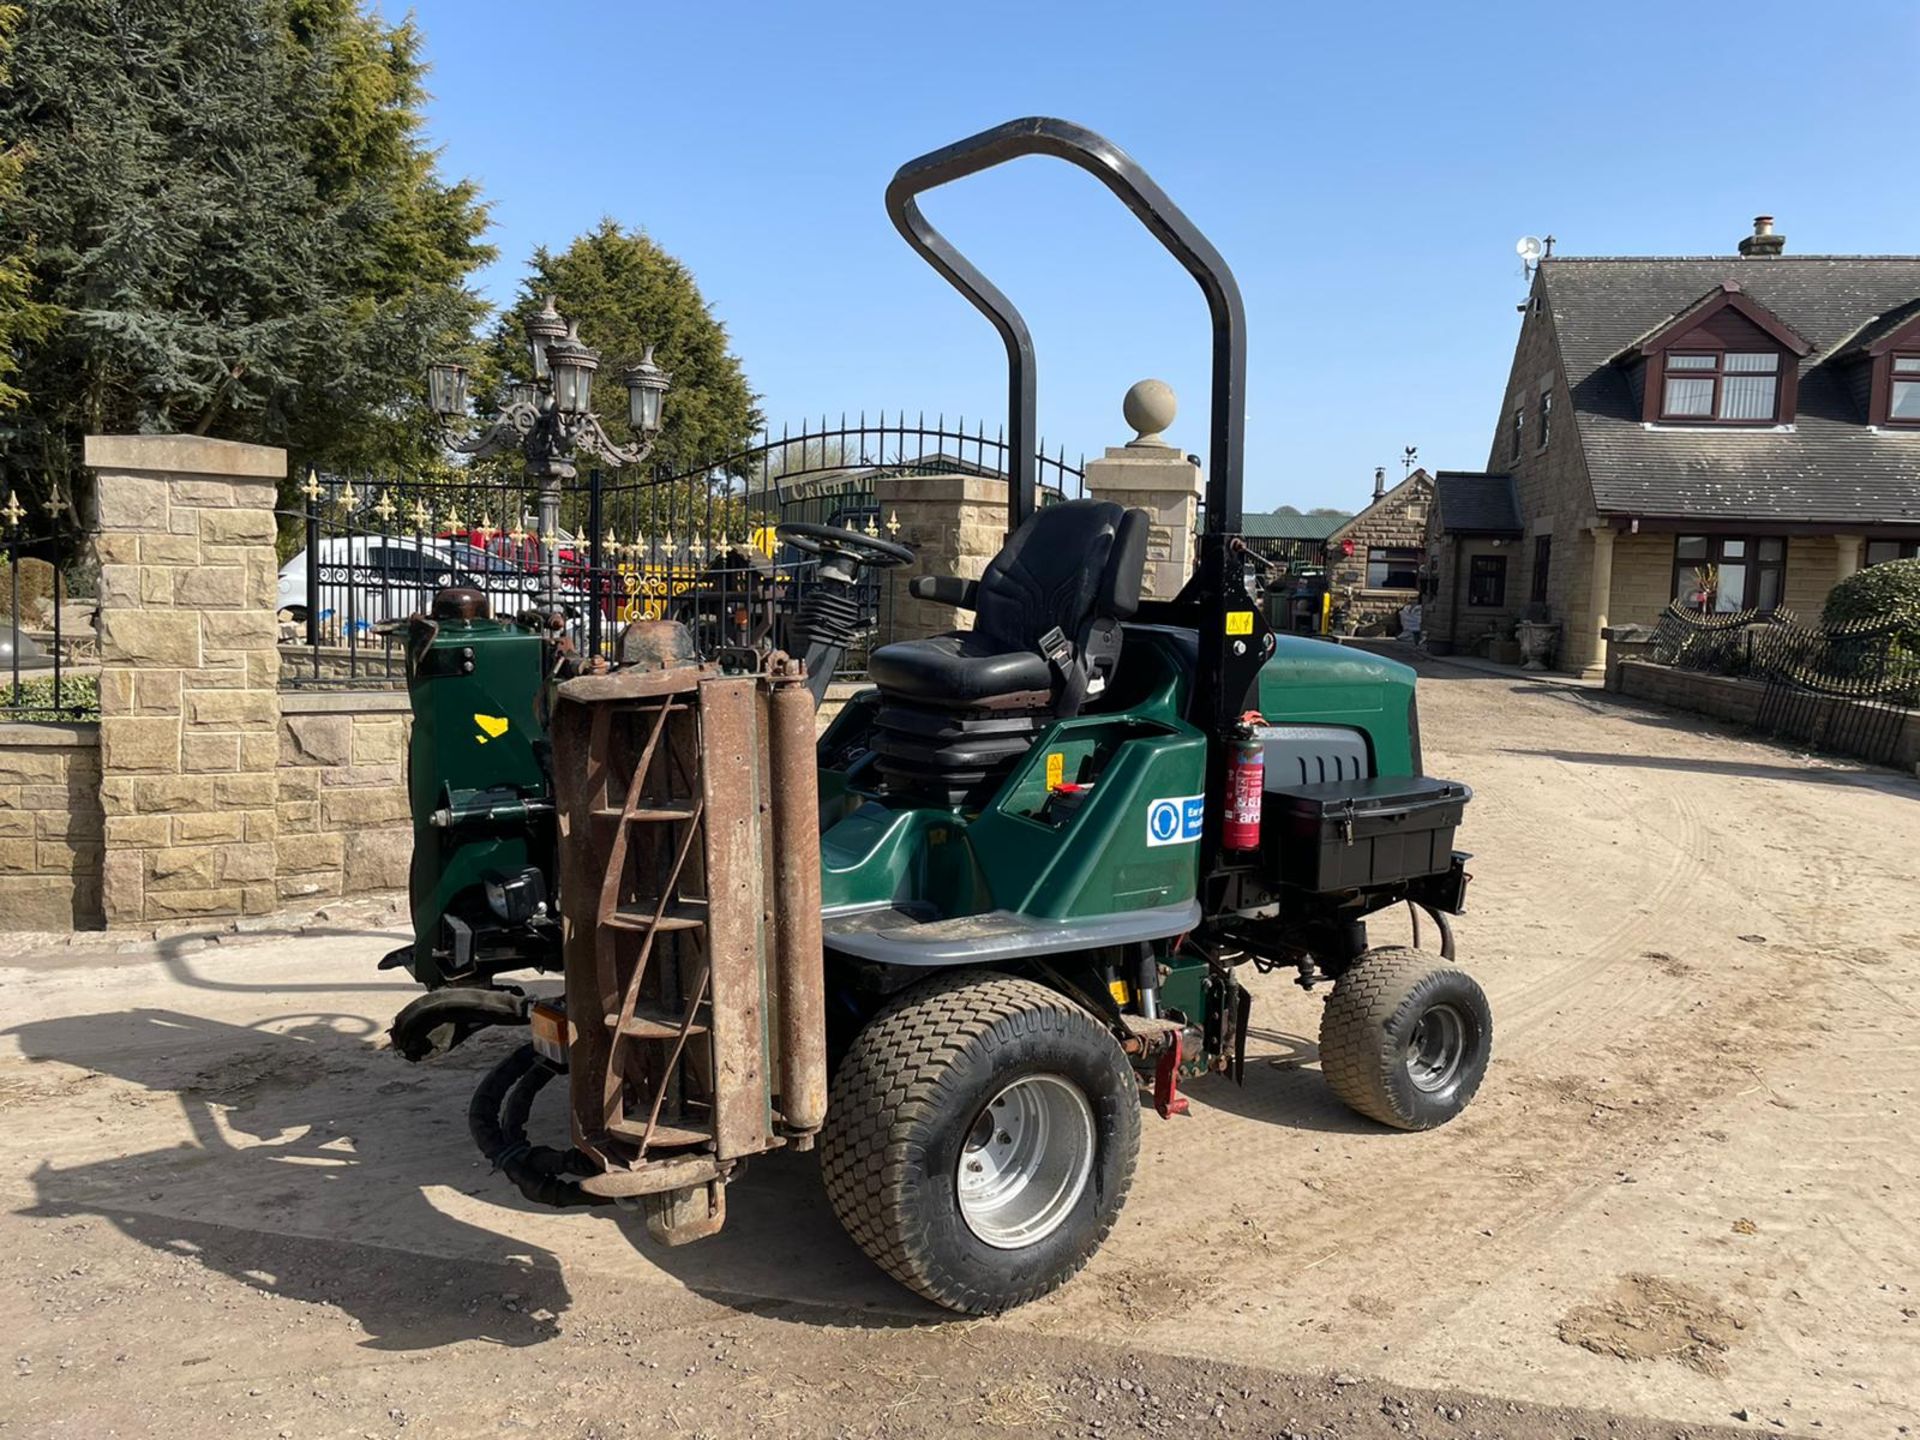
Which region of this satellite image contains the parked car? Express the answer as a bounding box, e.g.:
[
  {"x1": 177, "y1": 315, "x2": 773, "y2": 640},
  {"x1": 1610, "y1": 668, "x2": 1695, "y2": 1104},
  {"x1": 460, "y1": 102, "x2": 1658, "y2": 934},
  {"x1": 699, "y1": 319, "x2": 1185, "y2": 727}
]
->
[{"x1": 277, "y1": 535, "x2": 581, "y2": 636}]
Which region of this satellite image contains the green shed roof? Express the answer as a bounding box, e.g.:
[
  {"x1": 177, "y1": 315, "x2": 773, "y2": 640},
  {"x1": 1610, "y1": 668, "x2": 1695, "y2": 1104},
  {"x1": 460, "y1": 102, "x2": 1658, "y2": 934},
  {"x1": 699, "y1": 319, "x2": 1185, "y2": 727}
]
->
[{"x1": 1241, "y1": 512, "x2": 1348, "y2": 540}]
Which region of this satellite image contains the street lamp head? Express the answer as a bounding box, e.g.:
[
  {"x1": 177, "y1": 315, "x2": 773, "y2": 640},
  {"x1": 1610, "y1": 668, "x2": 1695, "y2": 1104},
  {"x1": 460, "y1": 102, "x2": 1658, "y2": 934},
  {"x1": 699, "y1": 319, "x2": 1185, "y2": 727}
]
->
[
  {"x1": 624, "y1": 344, "x2": 671, "y2": 437},
  {"x1": 545, "y1": 319, "x2": 600, "y2": 417},
  {"x1": 426, "y1": 361, "x2": 469, "y2": 419},
  {"x1": 523, "y1": 295, "x2": 567, "y2": 384}
]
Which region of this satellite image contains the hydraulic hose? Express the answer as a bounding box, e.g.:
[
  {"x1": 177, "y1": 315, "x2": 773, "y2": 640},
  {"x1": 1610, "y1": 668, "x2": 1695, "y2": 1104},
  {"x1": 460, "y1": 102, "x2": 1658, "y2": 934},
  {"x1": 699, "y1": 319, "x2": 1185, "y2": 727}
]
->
[
  {"x1": 389, "y1": 987, "x2": 532, "y2": 1062},
  {"x1": 467, "y1": 1043, "x2": 613, "y2": 1210}
]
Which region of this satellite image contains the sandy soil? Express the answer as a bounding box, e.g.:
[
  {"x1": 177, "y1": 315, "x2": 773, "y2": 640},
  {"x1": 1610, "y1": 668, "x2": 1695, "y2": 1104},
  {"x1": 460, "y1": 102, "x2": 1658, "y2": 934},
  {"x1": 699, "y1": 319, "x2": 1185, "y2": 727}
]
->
[{"x1": 2, "y1": 657, "x2": 1916, "y2": 1438}]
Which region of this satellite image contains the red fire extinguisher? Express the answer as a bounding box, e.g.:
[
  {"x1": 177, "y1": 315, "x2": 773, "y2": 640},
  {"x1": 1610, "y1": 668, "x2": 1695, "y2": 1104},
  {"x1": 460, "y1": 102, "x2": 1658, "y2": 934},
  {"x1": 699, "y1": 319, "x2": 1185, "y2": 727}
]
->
[{"x1": 1224, "y1": 713, "x2": 1265, "y2": 852}]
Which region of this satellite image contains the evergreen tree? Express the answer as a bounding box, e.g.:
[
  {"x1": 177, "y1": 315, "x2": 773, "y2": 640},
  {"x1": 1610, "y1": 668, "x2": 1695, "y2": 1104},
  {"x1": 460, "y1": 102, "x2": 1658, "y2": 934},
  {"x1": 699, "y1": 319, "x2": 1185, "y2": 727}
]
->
[
  {"x1": 485, "y1": 221, "x2": 759, "y2": 478},
  {"x1": 0, "y1": 0, "x2": 492, "y2": 516},
  {"x1": 0, "y1": 3, "x2": 51, "y2": 415}
]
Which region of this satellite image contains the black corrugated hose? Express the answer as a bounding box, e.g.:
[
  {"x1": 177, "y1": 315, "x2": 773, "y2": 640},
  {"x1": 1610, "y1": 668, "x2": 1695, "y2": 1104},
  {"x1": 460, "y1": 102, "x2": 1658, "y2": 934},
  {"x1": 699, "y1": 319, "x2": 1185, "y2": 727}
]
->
[{"x1": 466, "y1": 1042, "x2": 614, "y2": 1210}]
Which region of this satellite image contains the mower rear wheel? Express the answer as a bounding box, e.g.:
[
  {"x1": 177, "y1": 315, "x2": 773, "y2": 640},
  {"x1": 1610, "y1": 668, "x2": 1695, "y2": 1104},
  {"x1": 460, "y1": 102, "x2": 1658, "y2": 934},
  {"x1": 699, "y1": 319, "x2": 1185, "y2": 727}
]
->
[
  {"x1": 1319, "y1": 947, "x2": 1490, "y2": 1130},
  {"x1": 819, "y1": 971, "x2": 1139, "y2": 1314}
]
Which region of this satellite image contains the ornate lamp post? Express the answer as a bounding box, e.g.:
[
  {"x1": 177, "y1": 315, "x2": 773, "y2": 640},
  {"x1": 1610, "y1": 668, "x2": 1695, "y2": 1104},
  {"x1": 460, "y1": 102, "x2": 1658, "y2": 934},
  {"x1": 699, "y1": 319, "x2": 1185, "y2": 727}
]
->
[{"x1": 427, "y1": 295, "x2": 671, "y2": 604}]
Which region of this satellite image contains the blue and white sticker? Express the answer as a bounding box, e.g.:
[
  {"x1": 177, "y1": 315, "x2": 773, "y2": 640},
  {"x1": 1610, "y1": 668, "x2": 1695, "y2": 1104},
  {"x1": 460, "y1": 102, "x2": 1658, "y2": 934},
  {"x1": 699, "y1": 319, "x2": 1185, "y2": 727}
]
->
[{"x1": 1145, "y1": 794, "x2": 1205, "y2": 847}]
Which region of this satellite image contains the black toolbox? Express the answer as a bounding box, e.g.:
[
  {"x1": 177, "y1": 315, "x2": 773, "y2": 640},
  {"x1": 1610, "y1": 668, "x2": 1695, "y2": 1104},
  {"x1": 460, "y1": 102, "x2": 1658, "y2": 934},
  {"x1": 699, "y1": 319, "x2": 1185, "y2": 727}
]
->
[{"x1": 1264, "y1": 775, "x2": 1471, "y2": 893}]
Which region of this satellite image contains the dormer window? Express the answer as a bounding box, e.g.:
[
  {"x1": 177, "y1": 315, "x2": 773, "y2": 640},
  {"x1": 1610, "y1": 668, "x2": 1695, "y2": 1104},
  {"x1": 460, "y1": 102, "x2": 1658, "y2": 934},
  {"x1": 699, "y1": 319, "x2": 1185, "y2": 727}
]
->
[
  {"x1": 1614, "y1": 282, "x2": 1812, "y2": 427},
  {"x1": 1661, "y1": 352, "x2": 1781, "y2": 422},
  {"x1": 1892, "y1": 354, "x2": 1920, "y2": 425}
]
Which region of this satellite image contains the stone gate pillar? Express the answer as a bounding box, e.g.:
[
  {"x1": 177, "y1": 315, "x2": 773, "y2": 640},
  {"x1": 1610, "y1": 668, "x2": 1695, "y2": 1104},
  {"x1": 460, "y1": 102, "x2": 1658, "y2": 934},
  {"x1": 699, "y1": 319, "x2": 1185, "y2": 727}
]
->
[
  {"x1": 1083, "y1": 380, "x2": 1202, "y2": 600},
  {"x1": 872, "y1": 472, "x2": 1010, "y2": 644},
  {"x1": 85, "y1": 435, "x2": 286, "y2": 927}
]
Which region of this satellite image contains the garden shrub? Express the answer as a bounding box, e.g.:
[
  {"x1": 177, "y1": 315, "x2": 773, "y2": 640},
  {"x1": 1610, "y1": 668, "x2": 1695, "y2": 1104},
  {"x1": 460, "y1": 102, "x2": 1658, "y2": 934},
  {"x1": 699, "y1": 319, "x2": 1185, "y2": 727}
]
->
[{"x1": 1823, "y1": 557, "x2": 1920, "y2": 631}]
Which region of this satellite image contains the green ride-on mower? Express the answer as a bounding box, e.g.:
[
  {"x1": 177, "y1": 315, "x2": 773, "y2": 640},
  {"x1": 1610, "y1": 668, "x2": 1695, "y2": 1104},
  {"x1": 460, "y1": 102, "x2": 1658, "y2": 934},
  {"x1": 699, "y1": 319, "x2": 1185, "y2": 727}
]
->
[{"x1": 384, "y1": 117, "x2": 1489, "y2": 1315}]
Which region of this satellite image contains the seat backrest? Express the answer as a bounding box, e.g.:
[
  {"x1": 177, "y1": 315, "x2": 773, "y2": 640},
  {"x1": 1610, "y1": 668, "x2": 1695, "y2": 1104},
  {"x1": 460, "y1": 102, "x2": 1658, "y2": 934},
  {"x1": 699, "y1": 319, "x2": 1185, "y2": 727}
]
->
[{"x1": 972, "y1": 499, "x2": 1150, "y2": 652}]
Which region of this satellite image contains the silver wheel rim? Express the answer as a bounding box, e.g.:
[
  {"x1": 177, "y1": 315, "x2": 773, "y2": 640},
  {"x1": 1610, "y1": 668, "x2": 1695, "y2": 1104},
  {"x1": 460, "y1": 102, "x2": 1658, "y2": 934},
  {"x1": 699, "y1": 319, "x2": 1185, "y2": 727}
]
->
[
  {"x1": 955, "y1": 1074, "x2": 1095, "y2": 1250},
  {"x1": 1405, "y1": 1002, "x2": 1467, "y2": 1093}
]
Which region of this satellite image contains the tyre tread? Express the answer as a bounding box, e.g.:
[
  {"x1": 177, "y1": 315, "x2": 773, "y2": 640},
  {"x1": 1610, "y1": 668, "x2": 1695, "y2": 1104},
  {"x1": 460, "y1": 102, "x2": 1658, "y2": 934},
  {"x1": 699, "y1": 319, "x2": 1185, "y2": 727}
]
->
[
  {"x1": 1320, "y1": 946, "x2": 1486, "y2": 1130},
  {"x1": 819, "y1": 971, "x2": 1136, "y2": 1314}
]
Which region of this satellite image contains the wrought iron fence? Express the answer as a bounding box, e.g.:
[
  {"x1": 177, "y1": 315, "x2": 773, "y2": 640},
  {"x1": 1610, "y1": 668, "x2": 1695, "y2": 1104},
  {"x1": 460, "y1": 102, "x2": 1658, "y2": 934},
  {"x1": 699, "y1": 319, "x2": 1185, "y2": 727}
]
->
[
  {"x1": 275, "y1": 413, "x2": 1085, "y2": 689},
  {"x1": 1645, "y1": 602, "x2": 1920, "y2": 766},
  {"x1": 1647, "y1": 602, "x2": 1785, "y2": 676},
  {"x1": 2, "y1": 492, "x2": 97, "y2": 721}
]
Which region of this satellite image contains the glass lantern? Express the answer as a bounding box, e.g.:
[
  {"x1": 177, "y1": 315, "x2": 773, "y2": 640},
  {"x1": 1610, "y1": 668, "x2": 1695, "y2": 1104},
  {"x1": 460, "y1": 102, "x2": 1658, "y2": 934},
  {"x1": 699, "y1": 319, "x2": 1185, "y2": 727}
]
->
[
  {"x1": 545, "y1": 321, "x2": 600, "y2": 417},
  {"x1": 426, "y1": 362, "x2": 469, "y2": 418},
  {"x1": 523, "y1": 295, "x2": 567, "y2": 384},
  {"x1": 625, "y1": 345, "x2": 671, "y2": 436}
]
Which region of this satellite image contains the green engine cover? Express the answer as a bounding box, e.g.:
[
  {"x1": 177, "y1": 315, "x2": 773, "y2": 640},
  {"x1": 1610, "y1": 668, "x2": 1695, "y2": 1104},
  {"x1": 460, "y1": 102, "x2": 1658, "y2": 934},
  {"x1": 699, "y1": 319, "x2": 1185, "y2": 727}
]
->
[
  {"x1": 1256, "y1": 636, "x2": 1419, "y2": 777},
  {"x1": 403, "y1": 613, "x2": 553, "y2": 986}
]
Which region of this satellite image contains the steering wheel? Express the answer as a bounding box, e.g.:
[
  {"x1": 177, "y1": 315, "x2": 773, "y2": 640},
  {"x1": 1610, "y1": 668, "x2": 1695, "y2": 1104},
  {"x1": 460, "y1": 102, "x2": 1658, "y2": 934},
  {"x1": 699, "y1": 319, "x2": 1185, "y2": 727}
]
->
[{"x1": 776, "y1": 521, "x2": 914, "y2": 568}]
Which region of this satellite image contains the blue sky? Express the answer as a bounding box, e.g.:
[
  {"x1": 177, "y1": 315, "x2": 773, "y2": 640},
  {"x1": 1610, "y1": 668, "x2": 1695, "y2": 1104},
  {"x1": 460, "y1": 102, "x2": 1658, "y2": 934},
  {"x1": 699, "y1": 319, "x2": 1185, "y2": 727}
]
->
[{"x1": 405, "y1": 0, "x2": 1919, "y2": 513}]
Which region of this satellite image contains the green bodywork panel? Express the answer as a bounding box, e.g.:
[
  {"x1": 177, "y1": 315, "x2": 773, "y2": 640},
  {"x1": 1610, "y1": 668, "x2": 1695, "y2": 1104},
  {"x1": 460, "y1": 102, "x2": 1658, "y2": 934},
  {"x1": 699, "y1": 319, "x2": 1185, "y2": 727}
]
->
[
  {"x1": 1257, "y1": 636, "x2": 1418, "y2": 777},
  {"x1": 404, "y1": 616, "x2": 553, "y2": 985},
  {"x1": 816, "y1": 627, "x2": 1419, "y2": 925},
  {"x1": 819, "y1": 630, "x2": 1202, "y2": 920}
]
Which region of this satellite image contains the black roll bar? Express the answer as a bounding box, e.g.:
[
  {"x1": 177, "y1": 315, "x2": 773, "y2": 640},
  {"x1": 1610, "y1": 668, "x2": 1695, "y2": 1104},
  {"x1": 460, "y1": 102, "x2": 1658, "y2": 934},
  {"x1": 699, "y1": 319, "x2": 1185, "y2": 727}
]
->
[{"x1": 885, "y1": 117, "x2": 1247, "y2": 535}]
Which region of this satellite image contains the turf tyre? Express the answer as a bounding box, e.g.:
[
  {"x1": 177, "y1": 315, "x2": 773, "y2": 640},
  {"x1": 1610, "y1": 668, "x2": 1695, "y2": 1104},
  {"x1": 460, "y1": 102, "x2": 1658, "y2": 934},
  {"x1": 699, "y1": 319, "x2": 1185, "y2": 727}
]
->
[
  {"x1": 819, "y1": 970, "x2": 1139, "y2": 1314},
  {"x1": 1320, "y1": 947, "x2": 1490, "y2": 1130}
]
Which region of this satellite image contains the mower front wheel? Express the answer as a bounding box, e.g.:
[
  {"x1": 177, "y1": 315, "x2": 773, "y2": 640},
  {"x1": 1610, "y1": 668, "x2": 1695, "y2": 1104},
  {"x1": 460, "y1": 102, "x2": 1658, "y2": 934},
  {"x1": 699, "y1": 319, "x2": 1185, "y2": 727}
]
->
[
  {"x1": 819, "y1": 971, "x2": 1139, "y2": 1314},
  {"x1": 1319, "y1": 947, "x2": 1491, "y2": 1130}
]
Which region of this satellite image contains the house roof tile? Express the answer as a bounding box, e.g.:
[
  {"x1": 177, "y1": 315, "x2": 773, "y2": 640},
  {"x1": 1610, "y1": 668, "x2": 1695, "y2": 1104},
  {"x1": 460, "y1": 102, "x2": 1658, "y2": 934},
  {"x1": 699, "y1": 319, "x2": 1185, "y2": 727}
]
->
[
  {"x1": 1432, "y1": 471, "x2": 1523, "y2": 536},
  {"x1": 1543, "y1": 256, "x2": 1920, "y2": 527}
]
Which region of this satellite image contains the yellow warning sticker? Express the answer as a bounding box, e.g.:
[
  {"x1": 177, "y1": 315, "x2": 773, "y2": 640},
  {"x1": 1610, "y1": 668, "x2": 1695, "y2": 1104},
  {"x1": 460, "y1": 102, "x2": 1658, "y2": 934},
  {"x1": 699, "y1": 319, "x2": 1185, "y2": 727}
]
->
[
  {"x1": 474, "y1": 713, "x2": 509, "y2": 744},
  {"x1": 1108, "y1": 978, "x2": 1131, "y2": 1006},
  {"x1": 1226, "y1": 610, "x2": 1254, "y2": 635},
  {"x1": 1046, "y1": 752, "x2": 1065, "y2": 789}
]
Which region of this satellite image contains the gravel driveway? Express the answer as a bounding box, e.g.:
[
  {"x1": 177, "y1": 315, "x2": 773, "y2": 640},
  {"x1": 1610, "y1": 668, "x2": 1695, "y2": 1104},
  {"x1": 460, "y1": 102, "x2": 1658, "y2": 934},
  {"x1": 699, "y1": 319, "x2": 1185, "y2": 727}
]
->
[{"x1": 2, "y1": 656, "x2": 1915, "y2": 1438}]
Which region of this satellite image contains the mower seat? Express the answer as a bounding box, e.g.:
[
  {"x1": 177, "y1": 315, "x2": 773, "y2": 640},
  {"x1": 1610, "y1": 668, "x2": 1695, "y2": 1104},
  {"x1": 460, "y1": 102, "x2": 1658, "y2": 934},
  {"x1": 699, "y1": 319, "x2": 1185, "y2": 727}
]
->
[
  {"x1": 869, "y1": 499, "x2": 1150, "y2": 712},
  {"x1": 866, "y1": 499, "x2": 1149, "y2": 804}
]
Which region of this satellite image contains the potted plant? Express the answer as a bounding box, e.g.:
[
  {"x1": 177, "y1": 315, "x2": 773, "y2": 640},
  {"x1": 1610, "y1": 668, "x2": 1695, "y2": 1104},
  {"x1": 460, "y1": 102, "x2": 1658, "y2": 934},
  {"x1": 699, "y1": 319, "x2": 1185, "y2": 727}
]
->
[{"x1": 1687, "y1": 563, "x2": 1719, "y2": 613}]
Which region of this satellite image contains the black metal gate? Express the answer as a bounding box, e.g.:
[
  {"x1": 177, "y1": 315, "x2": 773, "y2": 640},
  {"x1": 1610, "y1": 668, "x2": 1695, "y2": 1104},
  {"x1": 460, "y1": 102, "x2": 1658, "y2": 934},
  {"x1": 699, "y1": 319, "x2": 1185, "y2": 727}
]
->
[{"x1": 276, "y1": 412, "x2": 1084, "y2": 688}]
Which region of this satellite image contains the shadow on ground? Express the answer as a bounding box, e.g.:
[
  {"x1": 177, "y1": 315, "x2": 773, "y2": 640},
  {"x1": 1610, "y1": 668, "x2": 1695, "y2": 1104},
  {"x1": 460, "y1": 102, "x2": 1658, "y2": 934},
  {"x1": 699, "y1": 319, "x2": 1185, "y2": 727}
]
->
[
  {"x1": 4, "y1": 1000, "x2": 1400, "y2": 1345},
  {"x1": 7, "y1": 1007, "x2": 575, "y2": 1350},
  {"x1": 5, "y1": 1004, "x2": 934, "y2": 1345}
]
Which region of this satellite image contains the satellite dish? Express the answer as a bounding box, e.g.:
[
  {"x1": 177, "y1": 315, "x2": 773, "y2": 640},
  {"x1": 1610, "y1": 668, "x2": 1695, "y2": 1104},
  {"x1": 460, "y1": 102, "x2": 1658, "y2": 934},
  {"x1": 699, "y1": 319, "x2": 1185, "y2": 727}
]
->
[{"x1": 1516, "y1": 235, "x2": 1544, "y2": 264}]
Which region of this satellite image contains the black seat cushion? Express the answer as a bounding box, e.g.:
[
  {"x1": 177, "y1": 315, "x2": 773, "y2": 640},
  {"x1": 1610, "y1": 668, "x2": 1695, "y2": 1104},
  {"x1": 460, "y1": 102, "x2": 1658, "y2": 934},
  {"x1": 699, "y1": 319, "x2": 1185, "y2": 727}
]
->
[
  {"x1": 868, "y1": 499, "x2": 1147, "y2": 711},
  {"x1": 866, "y1": 630, "x2": 1050, "y2": 704}
]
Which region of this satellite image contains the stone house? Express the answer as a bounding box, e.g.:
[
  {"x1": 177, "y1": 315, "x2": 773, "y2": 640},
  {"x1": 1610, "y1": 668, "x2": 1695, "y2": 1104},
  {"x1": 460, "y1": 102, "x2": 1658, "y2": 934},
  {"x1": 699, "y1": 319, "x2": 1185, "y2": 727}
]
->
[
  {"x1": 1324, "y1": 468, "x2": 1433, "y2": 632},
  {"x1": 1426, "y1": 219, "x2": 1920, "y2": 674}
]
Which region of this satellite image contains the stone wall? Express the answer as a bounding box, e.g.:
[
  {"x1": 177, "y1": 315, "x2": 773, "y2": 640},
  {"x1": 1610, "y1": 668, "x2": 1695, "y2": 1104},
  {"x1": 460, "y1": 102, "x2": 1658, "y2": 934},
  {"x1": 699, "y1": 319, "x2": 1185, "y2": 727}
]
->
[
  {"x1": 0, "y1": 723, "x2": 103, "y2": 928},
  {"x1": 276, "y1": 691, "x2": 413, "y2": 903},
  {"x1": 1613, "y1": 659, "x2": 1920, "y2": 772},
  {"x1": 86, "y1": 435, "x2": 286, "y2": 927},
  {"x1": 1473, "y1": 281, "x2": 1605, "y2": 668}
]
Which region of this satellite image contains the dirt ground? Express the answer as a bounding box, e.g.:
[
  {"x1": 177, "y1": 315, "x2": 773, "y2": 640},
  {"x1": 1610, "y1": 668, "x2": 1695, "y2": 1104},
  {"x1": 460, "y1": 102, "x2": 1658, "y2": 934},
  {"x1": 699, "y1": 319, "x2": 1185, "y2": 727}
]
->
[{"x1": 3, "y1": 657, "x2": 1917, "y2": 1439}]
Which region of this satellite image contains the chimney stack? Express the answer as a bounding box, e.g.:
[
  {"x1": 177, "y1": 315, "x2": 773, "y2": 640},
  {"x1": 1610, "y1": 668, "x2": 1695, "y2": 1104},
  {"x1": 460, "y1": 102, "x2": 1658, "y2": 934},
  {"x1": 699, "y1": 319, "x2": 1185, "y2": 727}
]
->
[
  {"x1": 1372, "y1": 466, "x2": 1387, "y2": 501},
  {"x1": 1739, "y1": 215, "x2": 1785, "y2": 258}
]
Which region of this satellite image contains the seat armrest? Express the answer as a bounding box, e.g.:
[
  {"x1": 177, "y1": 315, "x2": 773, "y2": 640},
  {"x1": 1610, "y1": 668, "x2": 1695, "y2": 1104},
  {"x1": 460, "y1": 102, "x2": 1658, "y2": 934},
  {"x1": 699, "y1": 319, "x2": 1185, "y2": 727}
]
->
[
  {"x1": 908, "y1": 575, "x2": 978, "y2": 610},
  {"x1": 1100, "y1": 508, "x2": 1150, "y2": 619}
]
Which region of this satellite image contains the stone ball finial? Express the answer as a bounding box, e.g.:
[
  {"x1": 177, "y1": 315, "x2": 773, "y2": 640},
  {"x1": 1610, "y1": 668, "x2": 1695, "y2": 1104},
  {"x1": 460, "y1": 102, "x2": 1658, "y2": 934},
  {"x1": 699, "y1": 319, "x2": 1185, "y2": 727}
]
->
[{"x1": 1123, "y1": 379, "x2": 1177, "y2": 447}]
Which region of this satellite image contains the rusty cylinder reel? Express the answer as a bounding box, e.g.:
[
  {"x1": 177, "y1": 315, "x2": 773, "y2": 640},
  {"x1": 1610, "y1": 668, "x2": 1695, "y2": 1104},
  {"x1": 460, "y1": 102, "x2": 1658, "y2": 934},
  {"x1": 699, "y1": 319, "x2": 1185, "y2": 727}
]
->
[
  {"x1": 768, "y1": 677, "x2": 827, "y2": 1136},
  {"x1": 546, "y1": 636, "x2": 826, "y2": 1237}
]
